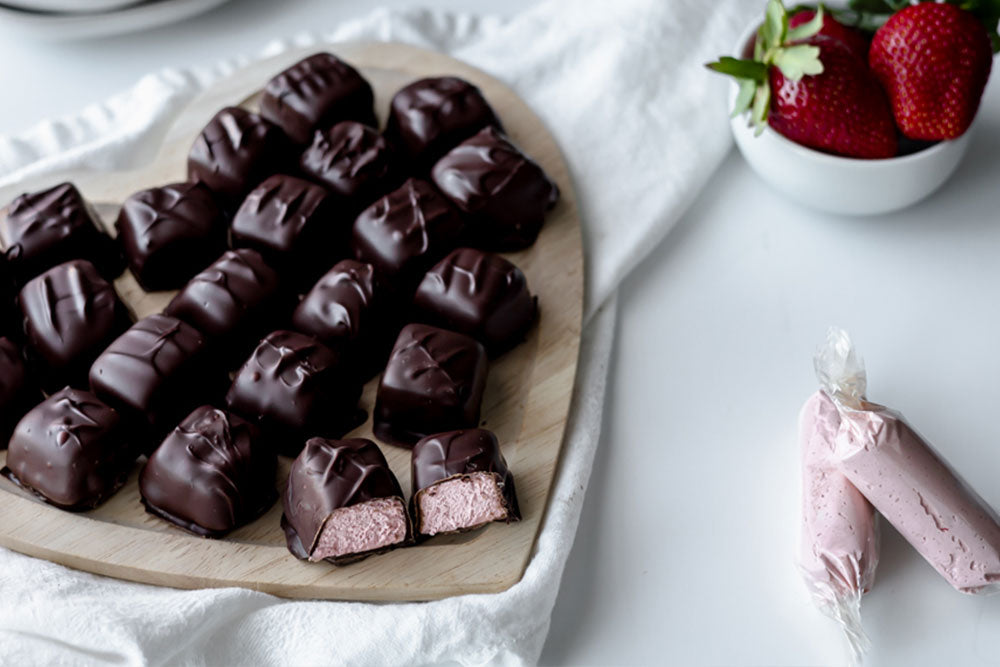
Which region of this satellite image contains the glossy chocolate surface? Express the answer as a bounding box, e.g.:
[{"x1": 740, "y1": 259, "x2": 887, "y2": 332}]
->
[
  {"x1": 89, "y1": 314, "x2": 211, "y2": 434},
  {"x1": 3, "y1": 387, "x2": 135, "y2": 510},
  {"x1": 351, "y1": 178, "x2": 464, "y2": 293},
  {"x1": 281, "y1": 437, "x2": 409, "y2": 561},
  {"x1": 0, "y1": 255, "x2": 18, "y2": 339},
  {"x1": 413, "y1": 248, "x2": 536, "y2": 356},
  {"x1": 164, "y1": 249, "x2": 282, "y2": 360},
  {"x1": 226, "y1": 330, "x2": 363, "y2": 452},
  {"x1": 115, "y1": 181, "x2": 227, "y2": 291},
  {"x1": 410, "y1": 428, "x2": 520, "y2": 530},
  {"x1": 140, "y1": 405, "x2": 276, "y2": 538},
  {"x1": 230, "y1": 174, "x2": 340, "y2": 279},
  {"x1": 299, "y1": 121, "x2": 399, "y2": 211},
  {"x1": 385, "y1": 76, "x2": 501, "y2": 171},
  {"x1": 431, "y1": 127, "x2": 559, "y2": 250},
  {"x1": 373, "y1": 323, "x2": 488, "y2": 446},
  {"x1": 0, "y1": 337, "x2": 41, "y2": 447},
  {"x1": 1, "y1": 182, "x2": 121, "y2": 283},
  {"x1": 187, "y1": 107, "x2": 290, "y2": 205},
  {"x1": 260, "y1": 52, "x2": 376, "y2": 145},
  {"x1": 20, "y1": 260, "x2": 132, "y2": 391}
]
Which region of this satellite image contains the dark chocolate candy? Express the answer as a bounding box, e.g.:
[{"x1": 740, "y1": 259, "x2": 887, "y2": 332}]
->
[
  {"x1": 140, "y1": 405, "x2": 276, "y2": 538},
  {"x1": 385, "y1": 76, "x2": 502, "y2": 171},
  {"x1": 431, "y1": 127, "x2": 559, "y2": 250},
  {"x1": 281, "y1": 437, "x2": 411, "y2": 564},
  {"x1": 373, "y1": 323, "x2": 488, "y2": 446},
  {"x1": 230, "y1": 174, "x2": 340, "y2": 281},
  {"x1": 164, "y1": 249, "x2": 282, "y2": 362},
  {"x1": 19, "y1": 260, "x2": 132, "y2": 392},
  {"x1": 351, "y1": 178, "x2": 464, "y2": 294},
  {"x1": 187, "y1": 107, "x2": 290, "y2": 205},
  {"x1": 413, "y1": 248, "x2": 536, "y2": 356},
  {"x1": 0, "y1": 337, "x2": 41, "y2": 447},
  {"x1": 260, "y1": 53, "x2": 377, "y2": 146},
  {"x1": 410, "y1": 428, "x2": 520, "y2": 536},
  {"x1": 3, "y1": 387, "x2": 135, "y2": 510},
  {"x1": 226, "y1": 330, "x2": 363, "y2": 453},
  {"x1": 0, "y1": 255, "x2": 18, "y2": 338},
  {"x1": 89, "y1": 314, "x2": 212, "y2": 436},
  {"x1": 115, "y1": 181, "x2": 227, "y2": 291},
  {"x1": 291, "y1": 259, "x2": 391, "y2": 376},
  {"x1": 1, "y1": 182, "x2": 121, "y2": 283},
  {"x1": 298, "y1": 121, "x2": 399, "y2": 212}
]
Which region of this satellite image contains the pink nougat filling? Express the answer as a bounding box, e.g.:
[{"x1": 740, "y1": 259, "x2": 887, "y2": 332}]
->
[
  {"x1": 800, "y1": 391, "x2": 878, "y2": 598},
  {"x1": 418, "y1": 473, "x2": 507, "y2": 536},
  {"x1": 311, "y1": 497, "x2": 408, "y2": 561},
  {"x1": 835, "y1": 407, "x2": 1000, "y2": 593}
]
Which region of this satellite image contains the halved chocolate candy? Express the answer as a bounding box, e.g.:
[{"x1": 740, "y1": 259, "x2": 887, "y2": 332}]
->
[
  {"x1": 225, "y1": 331, "x2": 363, "y2": 454},
  {"x1": 187, "y1": 107, "x2": 290, "y2": 206},
  {"x1": 431, "y1": 127, "x2": 559, "y2": 250},
  {"x1": 140, "y1": 405, "x2": 276, "y2": 538},
  {"x1": 385, "y1": 76, "x2": 502, "y2": 171},
  {"x1": 373, "y1": 323, "x2": 488, "y2": 447},
  {"x1": 3, "y1": 387, "x2": 136, "y2": 511},
  {"x1": 410, "y1": 428, "x2": 519, "y2": 538},
  {"x1": 413, "y1": 247, "x2": 536, "y2": 356},
  {"x1": 1, "y1": 182, "x2": 121, "y2": 283},
  {"x1": 282, "y1": 437, "x2": 411, "y2": 565},
  {"x1": 19, "y1": 259, "x2": 132, "y2": 392},
  {"x1": 260, "y1": 53, "x2": 376, "y2": 145},
  {"x1": 115, "y1": 181, "x2": 227, "y2": 291},
  {"x1": 0, "y1": 337, "x2": 41, "y2": 447}
]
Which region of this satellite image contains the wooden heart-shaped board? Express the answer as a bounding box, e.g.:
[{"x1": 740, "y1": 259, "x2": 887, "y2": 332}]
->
[{"x1": 0, "y1": 42, "x2": 583, "y2": 601}]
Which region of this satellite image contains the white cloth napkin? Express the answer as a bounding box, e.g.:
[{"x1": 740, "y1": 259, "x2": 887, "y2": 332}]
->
[{"x1": 0, "y1": 0, "x2": 757, "y2": 664}]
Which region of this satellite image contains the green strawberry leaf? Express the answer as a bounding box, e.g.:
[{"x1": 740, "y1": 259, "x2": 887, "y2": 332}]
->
[
  {"x1": 787, "y1": 4, "x2": 826, "y2": 41},
  {"x1": 705, "y1": 57, "x2": 769, "y2": 82},
  {"x1": 732, "y1": 78, "x2": 757, "y2": 117},
  {"x1": 752, "y1": 80, "x2": 772, "y2": 135},
  {"x1": 761, "y1": 0, "x2": 789, "y2": 51},
  {"x1": 773, "y1": 43, "x2": 824, "y2": 80}
]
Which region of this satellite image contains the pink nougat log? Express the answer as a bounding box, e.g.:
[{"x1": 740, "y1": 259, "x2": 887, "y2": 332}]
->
[{"x1": 834, "y1": 405, "x2": 1000, "y2": 593}]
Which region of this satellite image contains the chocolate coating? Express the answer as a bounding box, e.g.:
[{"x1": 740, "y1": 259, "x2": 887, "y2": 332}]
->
[
  {"x1": 230, "y1": 174, "x2": 340, "y2": 281},
  {"x1": 385, "y1": 76, "x2": 502, "y2": 171},
  {"x1": 351, "y1": 178, "x2": 464, "y2": 294},
  {"x1": 260, "y1": 53, "x2": 376, "y2": 145},
  {"x1": 89, "y1": 314, "x2": 212, "y2": 436},
  {"x1": 164, "y1": 249, "x2": 282, "y2": 362},
  {"x1": 1, "y1": 182, "x2": 121, "y2": 283},
  {"x1": 19, "y1": 260, "x2": 132, "y2": 392},
  {"x1": 140, "y1": 405, "x2": 277, "y2": 538},
  {"x1": 115, "y1": 181, "x2": 227, "y2": 291},
  {"x1": 373, "y1": 323, "x2": 488, "y2": 446},
  {"x1": 0, "y1": 255, "x2": 18, "y2": 339},
  {"x1": 411, "y1": 428, "x2": 520, "y2": 533},
  {"x1": 298, "y1": 121, "x2": 399, "y2": 212},
  {"x1": 226, "y1": 331, "x2": 363, "y2": 453},
  {"x1": 413, "y1": 248, "x2": 536, "y2": 356},
  {"x1": 291, "y1": 260, "x2": 391, "y2": 376},
  {"x1": 3, "y1": 388, "x2": 135, "y2": 511},
  {"x1": 187, "y1": 107, "x2": 290, "y2": 205},
  {"x1": 0, "y1": 337, "x2": 41, "y2": 447},
  {"x1": 281, "y1": 437, "x2": 410, "y2": 563},
  {"x1": 431, "y1": 127, "x2": 559, "y2": 250}
]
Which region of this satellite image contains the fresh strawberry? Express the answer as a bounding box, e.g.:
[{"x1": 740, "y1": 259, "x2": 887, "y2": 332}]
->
[
  {"x1": 708, "y1": 0, "x2": 898, "y2": 159},
  {"x1": 769, "y1": 34, "x2": 897, "y2": 158},
  {"x1": 869, "y1": 3, "x2": 993, "y2": 140},
  {"x1": 790, "y1": 9, "x2": 870, "y2": 59}
]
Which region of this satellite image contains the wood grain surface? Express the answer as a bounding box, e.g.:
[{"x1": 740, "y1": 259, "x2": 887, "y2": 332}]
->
[{"x1": 0, "y1": 42, "x2": 583, "y2": 601}]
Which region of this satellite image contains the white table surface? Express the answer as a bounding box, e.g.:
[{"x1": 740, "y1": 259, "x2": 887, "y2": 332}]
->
[{"x1": 3, "y1": 2, "x2": 1000, "y2": 665}]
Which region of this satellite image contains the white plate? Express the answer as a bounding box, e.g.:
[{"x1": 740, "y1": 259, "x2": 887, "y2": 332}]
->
[
  {"x1": 0, "y1": 0, "x2": 144, "y2": 14},
  {"x1": 0, "y1": 0, "x2": 231, "y2": 40}
]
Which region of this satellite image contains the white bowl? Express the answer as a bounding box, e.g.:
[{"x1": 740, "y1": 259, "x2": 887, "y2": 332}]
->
[{"x1": 727, "y1": 21, "x2": 972, "y2": 216}]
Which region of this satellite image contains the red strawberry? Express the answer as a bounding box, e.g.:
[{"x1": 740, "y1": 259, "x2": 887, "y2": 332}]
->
[
  {"x1": 869, "y1": 3, "x2": 993, "y2": 140},
  {"x1": 790, "y1": 9, "x2": 870, "y2": 60},
  {"x1": 769, "y1": 35, "x2": 897, "y2": 158}
]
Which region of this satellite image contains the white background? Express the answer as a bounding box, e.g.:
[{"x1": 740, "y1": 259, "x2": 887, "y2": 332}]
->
[{"x1": 2, "y1": 1, "x2": 1000, "y2": 664}]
